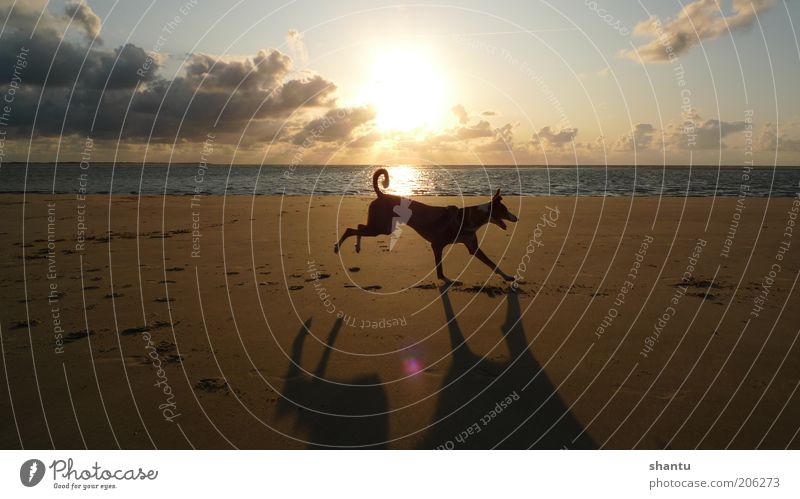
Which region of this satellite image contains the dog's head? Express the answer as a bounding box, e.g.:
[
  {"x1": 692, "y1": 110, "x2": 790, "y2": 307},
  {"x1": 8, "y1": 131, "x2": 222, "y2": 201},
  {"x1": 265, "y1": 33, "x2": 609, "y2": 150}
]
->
[{"x1": 489, "y1": 189, "x2": 518, "y2": 230}]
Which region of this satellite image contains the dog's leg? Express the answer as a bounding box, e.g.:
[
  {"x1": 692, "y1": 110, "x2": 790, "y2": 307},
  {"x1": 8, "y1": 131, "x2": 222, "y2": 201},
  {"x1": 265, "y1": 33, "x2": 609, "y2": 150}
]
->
[
  {"x1": 337, "y1": 224, "x2": 390, "y2": 254},
  {"x1": 334, "y1": 228, "x2": 358, "y2": 253},
  {"x1": 473, "y1": 248, "x2": 515, "y2": 281},
  {"x1": 354, "y1": 224, "x2": 367, "y2": 253},
  {"x1": 432, "y1": 243, "x2": 452, "y2": 284},
  {"x1": 353, "y1": 222, "x2": 391, "y2": 252},
  {"x1": 465, "y1": 239, "x2": 514, "y2": 281}
]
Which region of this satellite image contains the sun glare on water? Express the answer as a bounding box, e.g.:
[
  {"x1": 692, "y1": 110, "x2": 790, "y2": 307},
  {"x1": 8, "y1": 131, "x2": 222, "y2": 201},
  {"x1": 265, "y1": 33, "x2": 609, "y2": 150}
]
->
[
  {"x1": 385, "y1": 165, "x2": 418, "y2": 196},
  {"x1": 361, "y1": 47, "x2": 448, "y2": 133}
]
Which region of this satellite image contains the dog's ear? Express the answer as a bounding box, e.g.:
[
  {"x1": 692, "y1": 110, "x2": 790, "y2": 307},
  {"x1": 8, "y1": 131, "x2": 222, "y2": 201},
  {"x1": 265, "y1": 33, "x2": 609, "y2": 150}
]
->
[{"x1": 493, "y1": 188, "x2": 502, "y2": 200}]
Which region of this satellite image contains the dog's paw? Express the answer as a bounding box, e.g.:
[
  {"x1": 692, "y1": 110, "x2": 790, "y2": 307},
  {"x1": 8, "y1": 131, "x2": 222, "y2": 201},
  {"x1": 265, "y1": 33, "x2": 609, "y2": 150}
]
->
[
  {"x1": 333, "y1": 244, "x2": 340, "y2": 254},
  {"x1": 354, "y1": 243, "x2": 361, "y2": 254}
]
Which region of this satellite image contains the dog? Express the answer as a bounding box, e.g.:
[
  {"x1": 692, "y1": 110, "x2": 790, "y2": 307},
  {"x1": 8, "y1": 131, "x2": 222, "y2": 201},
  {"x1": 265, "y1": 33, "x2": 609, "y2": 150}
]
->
[{"x1": 334, "y1": 168, "x2": 518, "y2": 284}]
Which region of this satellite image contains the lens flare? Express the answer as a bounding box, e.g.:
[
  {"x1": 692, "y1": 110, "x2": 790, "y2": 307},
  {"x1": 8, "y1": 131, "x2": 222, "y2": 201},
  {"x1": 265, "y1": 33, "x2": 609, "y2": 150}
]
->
[{"x1": 402, "y1": 357, "x2": 423, "y2": 375}]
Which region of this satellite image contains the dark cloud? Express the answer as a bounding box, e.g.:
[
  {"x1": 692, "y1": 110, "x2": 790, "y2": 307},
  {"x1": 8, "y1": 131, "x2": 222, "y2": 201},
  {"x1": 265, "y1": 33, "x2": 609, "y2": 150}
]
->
[
  {"x1": 0, "y1": 0, "x2": 342, "y2": 151},
  {"x1": 184, "y1": 50, "x2": 291, "y2": 91},
  {"x1": 0, "y1": 2, "x2": 338, "y2": 145},
  {"x1": 616, "y1": 114, "x2": 749, "y2": 152},
  {"x1": 666, "y1": 111, "x2": 747, "y2": 149},
  {"x1": 0, "y1": 1, "x2": 156, "y2": 90},
  {"x1": 292, "y1": 106, "x2": 376, "y2": 145},
  {"x1": 531, "y1": 126, "x2": 579, "y2": 148},
  {"x1": 615, "y1": 123, "x2": 657, "y2": 150}
]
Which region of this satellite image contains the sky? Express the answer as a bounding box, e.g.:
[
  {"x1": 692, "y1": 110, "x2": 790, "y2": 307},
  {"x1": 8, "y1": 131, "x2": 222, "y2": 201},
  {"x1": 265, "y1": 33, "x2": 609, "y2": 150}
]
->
[{"x1": 1, "y1": 0, "x2": 799, "y2": 166}]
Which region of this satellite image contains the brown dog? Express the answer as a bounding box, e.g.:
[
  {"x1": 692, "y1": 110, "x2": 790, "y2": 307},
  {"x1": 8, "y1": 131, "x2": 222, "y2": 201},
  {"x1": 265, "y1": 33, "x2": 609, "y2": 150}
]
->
[{"x1": 334, "y1": 168, "x2": 518, "y2": 284}]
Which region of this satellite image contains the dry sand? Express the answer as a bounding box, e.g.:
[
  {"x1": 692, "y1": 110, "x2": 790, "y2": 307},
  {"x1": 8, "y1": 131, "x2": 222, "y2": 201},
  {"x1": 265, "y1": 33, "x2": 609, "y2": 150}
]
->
[{"x1": 1, "y1": 193, "x2": 799, "y2": 449}]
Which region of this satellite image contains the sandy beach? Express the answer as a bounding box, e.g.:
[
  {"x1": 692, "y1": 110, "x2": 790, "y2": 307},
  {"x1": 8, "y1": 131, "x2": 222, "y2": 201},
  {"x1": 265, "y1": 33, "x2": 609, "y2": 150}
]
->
[{"x1": 1, "y1": 193, "x2": 798, "y2": 449}]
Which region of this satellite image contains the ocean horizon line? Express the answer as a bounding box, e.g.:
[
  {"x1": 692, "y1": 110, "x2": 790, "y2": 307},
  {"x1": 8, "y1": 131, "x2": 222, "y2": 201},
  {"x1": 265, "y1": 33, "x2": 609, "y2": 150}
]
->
[{"x1": 4, "y1": 162, "x2": 800, "y2": 169}]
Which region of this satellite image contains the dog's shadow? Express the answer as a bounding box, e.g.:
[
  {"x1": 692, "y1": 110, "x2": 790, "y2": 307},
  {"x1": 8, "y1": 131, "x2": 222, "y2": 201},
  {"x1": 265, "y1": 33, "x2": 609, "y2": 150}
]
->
[
  {"x1": 276, "y1": 318, "x2": 389, "y2": 448},
  {"x1": 422, "y1": 287, "x2": 596, "y2": 449}
]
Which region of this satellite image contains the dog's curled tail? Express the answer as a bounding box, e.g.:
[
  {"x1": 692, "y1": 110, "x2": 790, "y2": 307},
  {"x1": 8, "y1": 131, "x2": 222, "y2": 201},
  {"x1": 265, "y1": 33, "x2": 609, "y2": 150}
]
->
[{"x1": 372, "y1": 168, "x2": 389, "y2": 196}]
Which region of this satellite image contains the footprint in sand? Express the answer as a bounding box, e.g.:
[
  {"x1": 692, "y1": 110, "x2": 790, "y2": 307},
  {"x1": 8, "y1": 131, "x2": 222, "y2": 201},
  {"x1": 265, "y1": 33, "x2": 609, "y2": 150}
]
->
[
  {"x1": 289, "y1": 285, "x2": 304, "y2": 291},
  {"x1": 413, "y1": 283, "x2": 438, "y2": 290},
  {"x1": 62, "y1": 330, "x2": 94, "y2": 344},
  {"x1": 11, "y1": 319, "x2": 40, "y2": 329},
  {"x1": 348, "y1": 267, "x2": 360, "y2": 272},
  {"x1": 163, "y1": 354, "x2": 184, "y2": 365},
  {"x1": 194, "y1": 378, "x2": 229, "y2": 393},
  {"x1": 154, "y1": 341, "x2": 175, "y2": 353},
  {"x1": 305, "y1": 273, "x2": 330, "y2": 282},
  {"x1": 121, "y1": 325, "x2": 151, "y2": 336}
]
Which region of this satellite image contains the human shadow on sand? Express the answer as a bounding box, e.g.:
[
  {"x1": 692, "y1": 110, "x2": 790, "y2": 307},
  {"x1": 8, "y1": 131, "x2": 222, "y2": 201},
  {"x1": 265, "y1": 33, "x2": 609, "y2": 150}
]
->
[
  {"x1": 276, "y1": 318, "x2": 389, "y2": 448},
  {"x1": 422, "y1": 287, "x2": 596, "y2": 449}
]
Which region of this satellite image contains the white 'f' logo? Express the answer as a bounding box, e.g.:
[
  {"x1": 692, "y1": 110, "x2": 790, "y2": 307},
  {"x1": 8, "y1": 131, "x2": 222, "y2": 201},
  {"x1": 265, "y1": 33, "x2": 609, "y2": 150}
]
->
[
  {"x1": 389, "y1": 198, "x2": 412, "y2": 251},
  {"x1": 20, "y1": 459, "x2": 45, "y2": 487}
]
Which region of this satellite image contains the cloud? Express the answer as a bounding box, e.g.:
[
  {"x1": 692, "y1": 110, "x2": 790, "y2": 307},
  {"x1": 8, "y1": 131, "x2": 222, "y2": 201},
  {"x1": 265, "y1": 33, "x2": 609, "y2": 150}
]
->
[
  {"x1": 474, "y1": 122, "x2": 516, "y2": 152},
  {"x1": 428, "y1": 119, "x2": 507, "y2": 145},
  {"x1": 481, "y1": 110, "x2": 498, "y2": 117},
  {"x1": 6, "y1": 51, "x2": 337, "y2": 144},
  {"x1": 615, "y1": 114, "x2": 748, "y2": 151},
  {"x1": 418, "y1": 106, "x2": 510, "y2": 147},
  {"x1": 348, "y1": 130, "x2": 382, "y2": 148},
  {"x1": 454, "y1": 120, "x2": 494, "y2": 140},
  {"x1": 0, "y1": 1, "x2": 48, "y2": 32},
  {"x1": 65, "y1": 0, "x2": 102, "y2": 44},
  {"x1": 623, "y1": 0, "x2": 774, "y2": 63},
  {"x1": 759, "y1": 122, "x2": 800, "y2": 152},
  {"x1": 184, "y1": 49, "x2": 292, "y2": 91},
  {"x1": 395, "y1": 119, "x2": 517, "y2": 155},
  {"x1": 615, "y1": 123, "x2": 657, "y2": 150},
  {"x1": 531, "y1": 126, "x2": 579, "y2": 148},
  {"x1": 0, "y1": 0, "x2": 357, "y2": 158},
  {"x1": 286, "y1": 29, "x2": 308, "y2": 65},
  {"x1": 292, "y1": 106, "x2": 376, "y2": 145},
  {"x1": 0, "y1": 2, "x2": 155, "y2": 90},
  {"x1": 665, "y1": 111, "x2": 747, "y2": 149},
  {"x1": 0, "y1": 1, "x2": 339, "y2": 145},
  {"x1": 452, "y1": 104, "x2": 469, "y2": 124}
]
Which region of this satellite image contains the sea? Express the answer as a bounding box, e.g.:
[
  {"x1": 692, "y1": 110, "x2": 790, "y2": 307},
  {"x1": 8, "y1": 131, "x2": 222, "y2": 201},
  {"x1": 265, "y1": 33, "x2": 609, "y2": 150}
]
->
[{"x1": 1, "y1": 164, "x2": 798, "y2": 197}]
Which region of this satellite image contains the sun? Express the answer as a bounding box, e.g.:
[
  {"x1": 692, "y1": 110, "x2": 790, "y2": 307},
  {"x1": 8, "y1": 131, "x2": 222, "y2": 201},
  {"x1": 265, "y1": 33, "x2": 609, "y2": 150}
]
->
[{"x1": 360, "y1": 47, "x2": 448, "y2": 133}]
